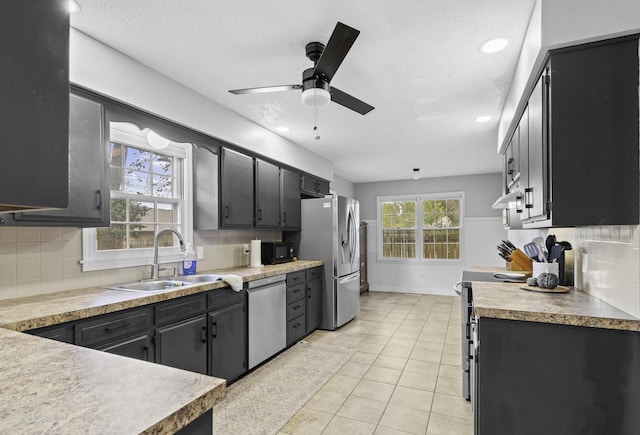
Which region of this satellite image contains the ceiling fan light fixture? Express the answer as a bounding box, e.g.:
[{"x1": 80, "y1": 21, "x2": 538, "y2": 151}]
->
[
  {"x1": 412, "y1": 168, "x2": 420, "y2": 180},
  {"x1": 301, "y1": 87, "x2": 331, "y2": 107}
]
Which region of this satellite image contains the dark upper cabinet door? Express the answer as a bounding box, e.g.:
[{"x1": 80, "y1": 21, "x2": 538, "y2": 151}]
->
[
  {"x1": 300, "y1": 174, "x2": 330, "y2": 198},
  {"x1": 524, "y1": 75, "x2": 547, "y2": 222},
  {"x1": 255, "y1": 159, "x2": 281, "y2": 228},
  {"x1": 281, "y1": 168, "x2": 301, "y2": 230},
  {"x1": 220, "y1": 148, "x2": 254, "y2": 227},
  {"x1": 155, "y1": 315, "x2": 208, "y2": 375},
  {"x1": 209, "y1": 303, "x2": 246, "y2": 382},
  {"x1": 0, "y1": 0, "x2": 69, "y2": 213},
  {"x1": 3, "y1": 91, "x2": 110, "y2": 226}
]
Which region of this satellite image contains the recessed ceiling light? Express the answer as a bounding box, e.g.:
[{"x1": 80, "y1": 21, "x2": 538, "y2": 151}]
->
[
  {"x1": 68, "y1": 0, "x2": 80, "y2": 13},
  {"x1": 475, "y1": 115, "x2": 492, "y2": 123},
  {"x1": 480, "y1": 38, "x2": 508, "y2": 53},
  {"x1": 275, "y1": 126, "x2": 290, "y2": 133}
]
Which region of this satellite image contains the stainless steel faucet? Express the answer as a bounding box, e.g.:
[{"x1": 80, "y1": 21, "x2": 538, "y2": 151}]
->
[{"x1": 152, "y1": 228, "x2": 186, "y2": 279}]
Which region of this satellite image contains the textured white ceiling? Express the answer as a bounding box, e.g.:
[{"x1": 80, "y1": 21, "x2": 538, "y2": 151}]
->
[{"x1": 71, "y1": 0, "x2": 536, "y2": 183}]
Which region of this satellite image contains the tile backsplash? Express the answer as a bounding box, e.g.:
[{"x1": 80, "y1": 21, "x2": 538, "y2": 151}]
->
[
  {"x1": 0, "y1": 227, "x2": 281, "y2": 301},
  {"x1": 509, "y1": 225, "x2": 640, "y2": 318}
]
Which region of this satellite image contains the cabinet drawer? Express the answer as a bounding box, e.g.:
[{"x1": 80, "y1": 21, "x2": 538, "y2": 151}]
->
[
  {"x1": 155, "y1": 294, "x2": 206, "y2": 326},
  {"x1": 208, "y1": 287, "x2": 245, "y2": 311},
  {"x1": 286, "y1": 283, "x2": 305, "y2": 303},
  {"x1": 75, "y1": 307, "x2": 152, "y2": 347},
  {"x1": 28, "y1": 323, "x2": 74, "y2": 344},
  {"x1": 286, "y1": 271, "x2": 305, "y2": 286},
  {"x1": 286, "y1": 299, "x2": 306, "y2": 321},
  {"x1": 286, "y1": 315, "x2": 306, "y2": 345},
  {"x1": 306, "y1": 267, "x2": 322, "y2": 281}
]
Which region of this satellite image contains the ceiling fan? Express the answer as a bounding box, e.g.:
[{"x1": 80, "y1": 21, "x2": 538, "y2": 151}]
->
[{"x1": 229, "y1": 22, "x2": 374, "y2": 115}]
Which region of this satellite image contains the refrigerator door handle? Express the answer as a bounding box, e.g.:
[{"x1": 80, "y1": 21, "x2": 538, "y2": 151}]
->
[{"x1": 340, "y1": 273, "x2": 360, "y2": 284}]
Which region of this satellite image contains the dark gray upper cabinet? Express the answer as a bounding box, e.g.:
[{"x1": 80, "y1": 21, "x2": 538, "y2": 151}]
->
[
  {"x1": 193, "y1": 145, "x2": 219, "y2": 230},
  {"x1": 281, "y1": 168, "x2": 301, "y2": 230},
  {"x1": 2, "y1": 90, "x2": 110, "y2": 227},
  {"x1": 0, "y1": 0, "x2": 69, "y2": 213},
  {"x1": 255, "y1": 159, "x2": 281, "y2": 228},
  {"x1": 300, "y1": 174, "x2": 330, "y2": 198},
  {"x1": 507, "y1": 36, "x2": 639, "y2": 228},
  {"x1": 220, "y1": 148, "x2": 255, "y2": 227}
]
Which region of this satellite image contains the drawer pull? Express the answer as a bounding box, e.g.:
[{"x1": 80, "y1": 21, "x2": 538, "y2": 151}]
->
[
  {"x1": 105, "y1": 322, "x2": 130, "y2": 332},
  {"x1": 211, "y1": 322, "x2": 217, "y2": 339},
  {"x1": 201, "y1": 325, "x2": 207, "y2": 343}
]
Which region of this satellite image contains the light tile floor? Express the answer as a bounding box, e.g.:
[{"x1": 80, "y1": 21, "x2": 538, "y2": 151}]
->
[{"x1": 278, "y1": 291, "x2": 473, "y2": 435}]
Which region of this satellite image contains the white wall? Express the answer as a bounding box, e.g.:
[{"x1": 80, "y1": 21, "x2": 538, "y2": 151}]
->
[
  {"x1": 331, "y1": 175, "x2": 356, "y2": 198},
  {"x1": 70, "y1": 29, "x2": 334, "y2": 181},
  {"x1": 356, "y1": 173, "x2": 506, "y2": 295}
]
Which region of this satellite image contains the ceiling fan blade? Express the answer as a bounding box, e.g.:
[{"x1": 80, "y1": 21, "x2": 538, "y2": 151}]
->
[
  {"x1": 313, "y1": 22, "x2": 360, "y2": 82},
  {"x1": 229, "y1": 84, "x2": 301, "y2": 95},
  {"x1": 330, "y1": 87, "x2": 374, "y2": 115}
]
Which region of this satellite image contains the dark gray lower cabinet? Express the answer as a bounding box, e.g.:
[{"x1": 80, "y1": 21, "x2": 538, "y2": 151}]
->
[
  {"x1": 155, "y1": 315, "x2": 208, "y2": 375},
  {"x1": 476, "y1": 318, "x2": 640, "y2": 435},
  {"x1": 97, "y1": 333, "x2": 153, "y2": 362},
  {"x1": 208, "y1": 303, "x2": 246, "y2": 382},
  {"x1": 306, "y1": 268, "x2": 323, "y2": 333},
  {"x1": 176, "y1": 408, "x2": 213, "y2": 435},
  {"x1": 28, "y1": 323, "x2": 74, "y2": 344}
]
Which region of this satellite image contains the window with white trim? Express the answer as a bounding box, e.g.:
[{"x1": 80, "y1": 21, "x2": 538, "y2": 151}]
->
[
  {"x1": 82, "y1": 123, "x2": 193, "y2": 271},
  {"x1": 377, "y1": 192, "x2": 463, "y2": 262}
]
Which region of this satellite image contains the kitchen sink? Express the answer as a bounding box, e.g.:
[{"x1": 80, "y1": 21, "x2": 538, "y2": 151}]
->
[
  {"x1": 106, "y1": 274, "x2": 223, "y2": 293},
  {"x1": 167, "y1": 274, "x2": 222, "y2": 283},
  {"x1": 106, "y1": 280, "x2": 194, "y2": 293}
]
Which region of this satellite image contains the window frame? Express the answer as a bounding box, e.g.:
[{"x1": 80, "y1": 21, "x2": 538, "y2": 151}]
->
[
  {"x1": 376, "y1": 192, "x2": 464, "y2": 264},
  {"x1": 82, "y1": 123, "x2": 193, "y2": 272}
]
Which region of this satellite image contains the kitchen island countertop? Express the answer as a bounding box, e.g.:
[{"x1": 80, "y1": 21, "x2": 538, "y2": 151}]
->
[{"x1": 472, "y1": 281, "x2": 640, "y2": 331}]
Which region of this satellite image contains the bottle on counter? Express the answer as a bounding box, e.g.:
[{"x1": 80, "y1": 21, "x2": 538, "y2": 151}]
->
[{"x1": 181, "y1": 243, "x2": 197, "y2": 275}]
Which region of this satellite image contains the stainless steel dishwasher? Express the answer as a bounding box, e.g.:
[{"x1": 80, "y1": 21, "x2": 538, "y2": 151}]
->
[{"x1": 246, "y1": 274, "x2": 286, "y2": 369}]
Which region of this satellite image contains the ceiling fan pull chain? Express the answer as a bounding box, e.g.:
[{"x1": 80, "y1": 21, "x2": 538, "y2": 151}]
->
[{"x1": 314, "y1": 102, "x2": 320, "y2": 140}]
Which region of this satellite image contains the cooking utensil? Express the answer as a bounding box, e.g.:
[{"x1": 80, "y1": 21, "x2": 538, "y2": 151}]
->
[
  {"x1": 523, "y1": 242, "x2": 540, "y2": 261},
  {"x1": 532, "y1": 237, "x2": 547, "y2": 262},
  {"x1": 549, "y1": 244, "x2": 565, "y2": 263},
  {"x1": 559, "y1": 241, "x2": 573, "y2": 251},
  {"x1": 545, "y1": 234, "x2": 557, "y2": 261},
  {"x1": 503, "y1": 240, "x2": 518, "y2": 252}
]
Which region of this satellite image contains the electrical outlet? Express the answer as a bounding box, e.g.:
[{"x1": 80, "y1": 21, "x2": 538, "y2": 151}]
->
[
  {"x1": 196, "y1": 246, "x2": 204, "y2": 260},
  {"x1": 243, "y1": 244, "x2": 250, "y2": 254}
]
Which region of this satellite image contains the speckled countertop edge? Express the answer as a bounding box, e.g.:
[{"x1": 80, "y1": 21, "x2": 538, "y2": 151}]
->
[
  {"x1": 0, "y1": 328, "x2": 226, "y2": 435},
  {"x1": 471, "y1": 281, "x2": 640, "y2": 332},
  {"x1": 0, "y1": 260, "x2": 323, "y2": 332}
]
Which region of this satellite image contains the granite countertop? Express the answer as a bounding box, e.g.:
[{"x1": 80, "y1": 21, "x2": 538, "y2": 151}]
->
[
  {"x1": 0, "y1": 328, "x2": 225, "y2": 434},
  {"x1": 472, "y1": 281, "x2": 640, "y2": 332},
  {"x1": 0, "y1": 260, "x2": 322, "y2": 434},
  {"x1": 0, "y1": 260, "x2": 323, "y2": 332}
]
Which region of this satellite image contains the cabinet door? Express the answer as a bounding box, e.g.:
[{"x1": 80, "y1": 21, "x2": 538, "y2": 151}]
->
[
  {"x1": 220, "y1": 148, "x2": 254, "y2": 227},
  {"x1": 255, "y1": 159, "x2": 281, "y2": 228},
  {"x1": 209, "y1": 303, "x2": 246, "y2": 382},
  {"x1": 0, "y1": 0, "x2": 69, "y2": 212},
  {"x1": 97, "y1": 333, "x2": 153, "y2": 362},
  {"x1": 281, "y1": 168, "x2": 301, "y2": 230},
  {"x1": 306, "y1": 277, "x2": 322, "y2": 333},
  {"x1": 156, "y1": 315, "x2": 208, "y2": 375},
  {"x1": 193, "y1": 145, "x2": 219, "y2": 230},
  {"x1": 524, "y1": 75, "x2": 548, "y2": 222},
  {"x1": 3, "y1": 91, "x2": 110, "y2": 226}
]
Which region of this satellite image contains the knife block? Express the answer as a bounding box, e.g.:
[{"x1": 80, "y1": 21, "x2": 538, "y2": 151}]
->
[{"x1": 508, "y1": 249, "x2": 533, "y2": 271}]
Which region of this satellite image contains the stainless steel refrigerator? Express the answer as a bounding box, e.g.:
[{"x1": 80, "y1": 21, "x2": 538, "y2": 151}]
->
[{"x1": 298, "y1": 195, "x2": 360, "y2": 330}]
